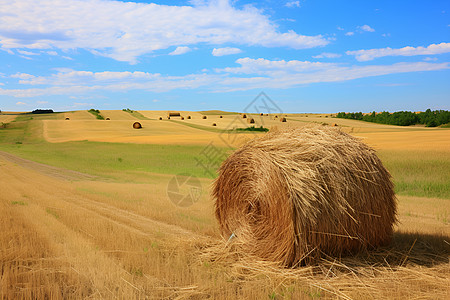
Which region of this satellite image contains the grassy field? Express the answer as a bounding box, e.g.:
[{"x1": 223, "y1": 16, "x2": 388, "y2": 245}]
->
[{"x1": 0, "y1": 111, "x2": 449, "y2": 299}]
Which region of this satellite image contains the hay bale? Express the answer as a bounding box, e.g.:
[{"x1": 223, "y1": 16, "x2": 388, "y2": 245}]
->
[
  {"x1": 132, "y1": 122, "x2": 142, "y2": 129},
  {"x1": 159, "y1": 117, "x2": 163, "y2": 120},
  {"x1": 247, "y1": 118, "x2": 255, "y2": 124},
  {"x1": 280, "y1": 117, "x2": 287, "y2": 122},
  {"x1": 331, "y1": 123, "x2": 338, "y2": 127},
  {"x1": 274, "y1": 115, "x2": 278, "y2": 118},
  {"x1": 168, "y1": 112, "x2": 181, "y2": 117},
  {"x1": 219, "y1": 116, "x2": 223, "y2": 118},
  {"x1": 260, "y1": 113, "x2": 264, "y2": 116},
  {"x1": 187, "y1": 116, "x2": 191, "y2": 119},
  {"x1": 181, "y1": 117, "x2": 185, "y2": 120},
  {"x1": 242, "y1": 113, "x2": 247, "y2": 119},
  {"x1": 212, "y1": 123, "x2": 217, "y2": 126},
  {"x1": 203, "y1": 116, "x2": 207, "y2": 119},
  {"x1": 213, "y1": 125, "x2": 396, "y2": 266},
  {"x1": 65, "y1": 117, "x2": 70, "y2": 120},
  {"x1": 106, "y1": 117, "x2": 110, "y2": 120}
]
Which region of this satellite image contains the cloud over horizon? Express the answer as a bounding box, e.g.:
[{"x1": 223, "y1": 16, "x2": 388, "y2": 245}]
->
[{"x1": 0, "y1": 0, "x2": 328, "y2": 63}]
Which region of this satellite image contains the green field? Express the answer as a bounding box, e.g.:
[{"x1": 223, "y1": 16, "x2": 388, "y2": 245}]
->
[{"x1": 1, "y1": 115, "x2": 449, "y2": 198}]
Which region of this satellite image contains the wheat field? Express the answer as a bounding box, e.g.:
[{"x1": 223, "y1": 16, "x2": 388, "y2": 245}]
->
[{"x1": 0, "y1": 111, "x2": 448, "y2": 299}]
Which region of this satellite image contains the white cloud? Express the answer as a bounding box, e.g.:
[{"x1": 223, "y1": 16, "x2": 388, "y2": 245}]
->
[
  {"x1": 17, "y1": 49, "x2": 39, "y2": 56},
  {"x1": 169, "y1": 46, "x2": 191, "y2": 55},
  {"x1": 285, "y1": 1, "x2": 301, "y2": 8},
  {"x1": 212, "y1": 47, "x2": 242, "y2": 56},
  {"x1": 312, "y1": 52, "x2": 342, "y2": 59},
  {"x1": 424, "y1": 57, "x2": 438, "y2": 61},
  {"x1": 16, "y1": 101, "x2": 27, "y2": 105},
  {"x1": 46, "y1": 51, "x2": 58, "y2": 55},
  {"x1": 359, "y1": 25, "x2": 375, "y2": 32},
  {"x1": 337, "y1": 26, "x2": 344, "y2": 31},
  {"x1": 1, "y1": 58, "x2": 447, "y2": 97},
  {"x1": 345, "y1": 32, "x2": 354, "y2": 36},
  {"x1": 11, "y1": 73, "x2": 35, "y2": 79},
  {"x1": 0, "y1": 0, "x2": 328, "y2": 63},
  {"x1": 347, "y1": 42, "x2": 450, "y2": 61},
  {"x1": 37, "y1": 101, "x2": 48, "y2": 104}
]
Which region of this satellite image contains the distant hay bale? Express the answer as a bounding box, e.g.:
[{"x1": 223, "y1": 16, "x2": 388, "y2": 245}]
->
[
  {"x1": 212, "y1": 123, "x2": 217, "y2": 126},
  {"x1": 168, "y1": 112, "x2": 181, "y2": 117},
  {"x1": 132, "y1": 122, "x2": 142, "y2": 129},
  {"x1": 167, "y1": 116, "x2": 171, "y2": 119},
  {"x1": 65, "y1": 117, "x2": 70, "y2": 120},
  {"x1": 242, "y1": 113, "x2": 247, "y2": 118},
  {"x1": 159, "y1": 117, "x2": 163, "y2": 120},
  {"x1": 203, "y1": 116, "x2": 207, "y2": 119},
  {"x1": 260, "y1": 113, "x2": 264, "y2": 116},
  {"x1": 274, "y1": 115, "x2": 278, "y2": 118},
  {"x1": 280, "y1": 117, "x2": 287, "y2": 122},
  {"x1": 247, "y1": 118, "x2": 255, "y2": 124},
  {"x1": 181, "y1": 117, "x2": 185, "y2": 120},
  {"x1": 331, "y1": 123, "x2": 338, "y2": 127},
  {"x1": 213, "y1": 125, "x2": 396, "y2": 266},
  {"x1": 219, "y1": 116, "x2": 223, "y2": 118},
  {"x1": 106, "y1": 117, "x2": 110, "y2": 120},
  {"x1": 187, "y1": 116, "x2": 191, "y2": 119}
]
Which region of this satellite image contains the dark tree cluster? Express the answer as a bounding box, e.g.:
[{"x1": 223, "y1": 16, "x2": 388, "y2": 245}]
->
[
  {"x1": 31, "y1": 109, "x2": 54, "y2": 114},
  {"x1": 336, "y1": 109, "x2": 450, "y2": 127}
]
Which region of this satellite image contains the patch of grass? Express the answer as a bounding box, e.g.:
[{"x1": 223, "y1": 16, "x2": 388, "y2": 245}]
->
[
  {"x1": 46, "y1": 208, "x2": 60, "y2": 219},
  {"x1": 235, "y1": 126, "x2": 269, "y2": 132},
  {"x1": 0, "y1": 140, "x2": 224, "y2": 180},
  {"x1": 11, "y1": 201, "x2": 27, "y2": 206},
  {"x1": 88, "y1": 109, "x2": 105, "y2": 120},
  {"x1": 123, "y1": 109, "x2": 149, "y2": 120},
  {"x1": 378, "y1": 149, "x2": 450, "y2": 199}
]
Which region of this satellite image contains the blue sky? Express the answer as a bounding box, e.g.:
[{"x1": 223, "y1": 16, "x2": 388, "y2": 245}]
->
[{"x1": 0, "y1": 0, "x2": 449, "y2": 113}]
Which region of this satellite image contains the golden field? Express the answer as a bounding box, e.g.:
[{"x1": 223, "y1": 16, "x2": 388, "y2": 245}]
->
[{"x1": 0, "y1": 110, "x2": 448, "y2": 299}]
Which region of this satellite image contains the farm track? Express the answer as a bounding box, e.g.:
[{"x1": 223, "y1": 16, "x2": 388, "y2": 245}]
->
[
  {"x1": 0, "y1": 150, "x2": 98, "y2": 181},
  {"x1": 0, "y1": 150, "x2": 209, "y2": 242}
]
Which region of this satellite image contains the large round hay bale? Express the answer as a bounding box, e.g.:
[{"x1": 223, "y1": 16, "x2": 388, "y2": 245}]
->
[
  {"x1": 280, "y1": 117, "x2": 287, "y2": 122},
  {"x1": 132, "y1": 122, "x2": 142, "y2": 129},
  {"x1": 181, "y1": 117, "x2": 185, "y2": 120},
  {"x1": 65, "y1": 117, "x2": 70, "y2": 120},
  {"x1": 212, "y1": 123, "x2": 217, "y2": 126},
  {"x1": 219, "y1": 115, "x2": 223, "y2": 118},
  {"x1": 187, "y1": 116, "x2": 191, "y2": 119},
  {"x1": 242, "y1": 113, "x2": 247, "y2": 119},
  {"x1": 213, "y1": 125, "x2": 396, "y2": 266},
  {"x1": 202, "y1": 116, "x2": 207, "y2": 119},
  {"x1": 106, "y1": 117, "x2": 110, "y2": 120},
  {"x1": 159, "y1": 117, "x2": 162, "y2": 120},
  {"x1": 247, "y1": 118, "x2": 255, "y2": 124}
]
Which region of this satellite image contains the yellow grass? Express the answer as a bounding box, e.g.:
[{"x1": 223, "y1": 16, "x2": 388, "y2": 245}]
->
[
  {"x1": 42, "y1": 117, "x2": 257, "y2": 146},
  {"x1": 2, "y1": 111, "x2": 449, "y2": 299},
  {"x1": 1, "y1": 152, "x2": 448, "y2": 299}
]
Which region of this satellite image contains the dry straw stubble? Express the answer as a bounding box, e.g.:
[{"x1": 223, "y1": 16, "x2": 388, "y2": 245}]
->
[{"x1": 213, "y1": 125, "x2": 397, "y2": 266}]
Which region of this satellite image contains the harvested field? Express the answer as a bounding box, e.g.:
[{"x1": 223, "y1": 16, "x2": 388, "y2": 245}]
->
[{"x1": 0, "y1": 111, "x2": 448, "y2": 299}]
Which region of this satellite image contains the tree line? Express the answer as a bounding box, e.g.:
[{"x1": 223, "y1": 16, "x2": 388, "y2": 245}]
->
[{"x1": 336, "y1": 109, "x2": 450, "y2": 127}]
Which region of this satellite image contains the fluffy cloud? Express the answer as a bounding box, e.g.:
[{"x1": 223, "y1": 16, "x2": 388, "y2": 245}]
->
[
  {"x1": 347, "y1": 42, "x2": 450, "y2": 61},
  {"x1": 312, "y1": 52, "x2": 342, "y2": 59},
  {"x1": 359, "y1": 25, "x2": 375, "y2": 32},
  {"x1": 0, "y1": 0, "x2": 328, "y2": 63},
  {"x1": 169, "y1": 46, "x2": 191, "y2": 55},
  {"x1": 2, "y1": 59, "x2": 448, "y2": 96},
  {"x1": 212, "y1": 47, "x2": 242, "y2": 56},
  {"x1": 345, "y1": 32, "x2": 354, "y2": 36}
]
